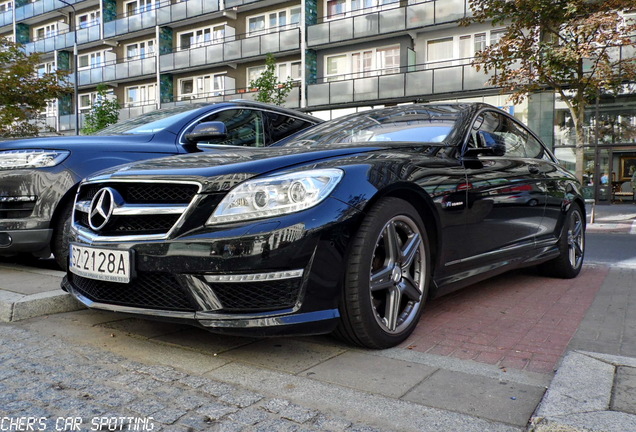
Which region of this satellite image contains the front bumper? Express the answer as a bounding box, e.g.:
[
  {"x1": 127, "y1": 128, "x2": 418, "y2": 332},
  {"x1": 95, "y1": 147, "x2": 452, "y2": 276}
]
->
[
  {"x1": 64, "y1": 198, "x2": 362, "y2": 336},
  {"x1": 0, "y1": 228, "x2": 53, "y2": 256}
]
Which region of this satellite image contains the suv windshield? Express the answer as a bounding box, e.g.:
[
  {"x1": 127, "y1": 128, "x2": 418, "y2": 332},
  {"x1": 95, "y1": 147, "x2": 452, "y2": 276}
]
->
[
  {"x1": 95, "y1": 104, "x2": 207, "y2": 135},
  {"x1": 278, "y1": 106, "x2": 461, "y2": 147}
]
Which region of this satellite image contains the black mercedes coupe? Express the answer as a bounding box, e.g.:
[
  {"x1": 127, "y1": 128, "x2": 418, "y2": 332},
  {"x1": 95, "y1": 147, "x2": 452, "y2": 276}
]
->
[{"x1": 63, "y1": 103, "x2": 585, "y2": 348}]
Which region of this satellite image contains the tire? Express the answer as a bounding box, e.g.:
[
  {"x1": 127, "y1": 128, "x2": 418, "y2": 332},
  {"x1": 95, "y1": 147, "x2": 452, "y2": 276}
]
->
[
  {"x1": 538, "y1": 203, "x2": 585, "y2": 279},
  {"x1": 334, "y1": 197, "x2": 431, "y2": 349},
  {"x1": 52, "y1": 200, "x2": 74, "y2": 271}
]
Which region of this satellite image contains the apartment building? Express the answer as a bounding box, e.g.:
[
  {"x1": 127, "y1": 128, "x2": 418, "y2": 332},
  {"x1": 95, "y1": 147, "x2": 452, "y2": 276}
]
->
[{"x1": 2, "y1": 0, "x2": 635, "y2": 195}]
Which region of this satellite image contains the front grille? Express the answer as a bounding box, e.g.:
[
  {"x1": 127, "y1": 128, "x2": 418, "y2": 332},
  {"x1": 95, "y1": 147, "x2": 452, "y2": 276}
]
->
[
  {"x1": 212, "y1": 279, "x2": 302, "y2": 312},
  {"x1": 75, "y1": 181, "x2": 201, "y2": 237},
  {"x1": 0, "y1": 201, "x2": 35, "y2": 219},
  {"x1": 78, "y1": 183, "x2": 198, "y2": 204},
  {"x1": 69, "y1": 272, "x2": 198, "y2": 312},
  {"x1": 79, "y1": 214, "x2": 181, "y2": 235}
]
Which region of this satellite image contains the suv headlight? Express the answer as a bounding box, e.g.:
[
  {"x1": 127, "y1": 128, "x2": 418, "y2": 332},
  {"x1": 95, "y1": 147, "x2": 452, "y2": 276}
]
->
[
  {"x1": 207, "y1": 168, "x2": 343, "y2": 225},
  {"x1": 0, "y1": 149, "x2": 70, "y2": 170}
]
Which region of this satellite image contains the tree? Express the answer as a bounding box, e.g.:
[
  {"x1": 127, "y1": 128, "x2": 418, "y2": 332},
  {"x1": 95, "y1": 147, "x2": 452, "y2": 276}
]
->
[
  {"x1": 462, "y1": 0, "x2": 636, "y2": 181},
  {"x1": 81, "y1": 84, "x2": 120, "y2": 134},
  {"x1": 249, "y1": 53, "x2": 294, "y2": 106},
  {"x1": 0, "y1": 37, "x2": 71, "y2": 137}
]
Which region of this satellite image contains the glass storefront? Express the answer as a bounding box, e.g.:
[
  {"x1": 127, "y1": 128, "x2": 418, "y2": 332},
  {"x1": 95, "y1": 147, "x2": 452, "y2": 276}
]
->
[{"x1": 554, "y1": 92, "x2": 636, "y2": 203}]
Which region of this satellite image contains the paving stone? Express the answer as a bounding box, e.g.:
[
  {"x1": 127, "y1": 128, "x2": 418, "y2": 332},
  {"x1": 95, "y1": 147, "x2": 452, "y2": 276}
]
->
[
  {"x1": 403, "y1": 369, "x2": 545, "y2": 427},
  {"x1": 612, "y1": 366, "x2": 636, "y2": 415}
]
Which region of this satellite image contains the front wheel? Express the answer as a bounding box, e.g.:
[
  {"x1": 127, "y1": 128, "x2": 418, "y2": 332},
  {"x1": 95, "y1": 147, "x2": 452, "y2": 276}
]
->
[
  {"x1": 334, "y1": 197, "x2": 431, "y2": 349},
  {"x1": 538, "y1": 203, "x2": 585, "y2": 279},
  {"x1": 52, "y1": 200, "x2": 74, "y2": 270}
]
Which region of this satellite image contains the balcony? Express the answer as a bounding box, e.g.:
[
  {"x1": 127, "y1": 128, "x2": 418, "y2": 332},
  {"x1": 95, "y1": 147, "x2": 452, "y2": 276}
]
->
[
  {"x1": 15, "y1": 0, "x2": 85, "y2": 21},
  {"x1": 78, "y1": 56, "x2": 156, "y2": 86},
  {"x1": 306, "y1": 61, "x2": 494, "y2": 108},
  {"x1": 163, "y1": 86, "x2": 301, "y2": 110},
  {"x1": 0, "y1": 10, "x2": 12, "y2": 28},
  {"x1": 103, "y1": 0, "x2": 220, "y2": 39},
  {"x1": 160, "y1": 27, "x2": 300, "y2": 72},
  {"x1": 308, "y1": 0, "x2": 470, "y2": 47},
  {"x1": 23, "y1": 23, "x2": 101, "y2": 54}
]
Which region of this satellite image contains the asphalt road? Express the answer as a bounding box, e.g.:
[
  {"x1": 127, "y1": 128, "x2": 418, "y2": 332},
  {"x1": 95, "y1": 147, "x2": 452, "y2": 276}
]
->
[{"x1": 585, "y1": 232, "x2": 636, "y2": 267}]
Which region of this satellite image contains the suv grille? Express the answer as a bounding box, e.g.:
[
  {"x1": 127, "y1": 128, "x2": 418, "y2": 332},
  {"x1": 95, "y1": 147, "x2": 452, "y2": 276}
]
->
[{"x1": 69, "y1": 272, "x2": 199, "y2": 312}]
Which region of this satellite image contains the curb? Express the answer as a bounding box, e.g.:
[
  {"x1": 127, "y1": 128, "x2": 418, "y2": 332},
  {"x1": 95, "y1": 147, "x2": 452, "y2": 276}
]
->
[
  {"x1": 529, "y1": 351, "x2": 636, "y2": 432},
  {"x1": 0, "y1": 289, "x2": 85, "y2": 322}
]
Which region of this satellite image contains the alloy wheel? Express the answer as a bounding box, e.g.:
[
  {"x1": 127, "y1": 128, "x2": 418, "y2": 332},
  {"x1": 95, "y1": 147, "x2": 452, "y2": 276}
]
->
[{"x1": 369, "y1": 215, "x2": 426, "y2": 334}]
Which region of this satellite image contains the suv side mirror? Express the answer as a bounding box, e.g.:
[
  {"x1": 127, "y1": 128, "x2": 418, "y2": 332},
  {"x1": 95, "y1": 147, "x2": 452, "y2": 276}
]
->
[{"x1": 185, "y1": 121, "x2": 228, "y2": 143}]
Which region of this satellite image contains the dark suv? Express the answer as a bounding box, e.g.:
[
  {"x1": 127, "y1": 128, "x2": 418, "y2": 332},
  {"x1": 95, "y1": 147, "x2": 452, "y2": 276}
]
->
[{"x1": 0, "y1": 101, "x2": 320, "y2": 268}]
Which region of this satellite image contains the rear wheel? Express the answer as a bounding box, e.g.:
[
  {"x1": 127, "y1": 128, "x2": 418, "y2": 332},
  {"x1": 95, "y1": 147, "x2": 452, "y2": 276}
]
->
[
  {"x1": 539, "y1": 203, "x2": 585, "y2": 279},
  {"x1": 334, "y1": 197, "x2": 430, "y2": 349},
  {"x1": 52, "y1": 200, "x2": 74, "y2": 270}
]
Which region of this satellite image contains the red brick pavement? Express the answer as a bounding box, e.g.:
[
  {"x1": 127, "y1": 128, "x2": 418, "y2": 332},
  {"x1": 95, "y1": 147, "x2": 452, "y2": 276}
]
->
[{"x1": 401, "y1": 265, "x2": 609, "y2": 374}]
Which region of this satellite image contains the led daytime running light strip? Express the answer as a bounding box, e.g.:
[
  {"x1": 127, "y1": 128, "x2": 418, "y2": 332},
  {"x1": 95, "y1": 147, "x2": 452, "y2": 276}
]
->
[{"x1": 204, "y1": 269, "x2": 304, "y2": 283}]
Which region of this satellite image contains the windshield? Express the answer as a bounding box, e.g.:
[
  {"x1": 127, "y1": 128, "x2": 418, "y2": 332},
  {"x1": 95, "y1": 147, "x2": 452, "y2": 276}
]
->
[
  {"x1": 95, "y1": 104, "x2": 207, "y2": 135},
  {"x1": 279, "y1": 106, "x2": 461, "y2": 147}
]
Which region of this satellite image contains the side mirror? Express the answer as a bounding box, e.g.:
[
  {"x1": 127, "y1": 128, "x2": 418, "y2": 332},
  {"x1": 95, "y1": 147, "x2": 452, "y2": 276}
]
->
[
  {"x1": 465, "y1": 131, "x2": 506, "y2": 157},
  {"x1": 185, "y1": 121, "x2": 228, "y2": 143}
]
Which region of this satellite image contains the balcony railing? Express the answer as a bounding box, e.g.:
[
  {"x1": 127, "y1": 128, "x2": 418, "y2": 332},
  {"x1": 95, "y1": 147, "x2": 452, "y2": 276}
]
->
[
  {"x1": 306, "y1": 61, "x2": 494, "y2": 108},
  {"x1": 78, "y1": 57, "x2": 157, "y2": 86},
  {"x1": 162, "y1": 86, "x2": 301, "y2": 110},
  {"x1": 103, "y1": 0, "x2": 220, "y2": 39},
  {"x1": 23, "y1": 23, "x2": 101, "y2": 54},
  {"x1": 308, "y1": 0, "x2": 471, "y2": 47},
  {"x1": 160, "y1": 28, "x2": 300, "y2": 72},
  {"x1": 15, "y1": 0, "x2": 84, "y2": 21},
  {"x1": 0, "y1": 10, "x2": 12, "y2": 28}
]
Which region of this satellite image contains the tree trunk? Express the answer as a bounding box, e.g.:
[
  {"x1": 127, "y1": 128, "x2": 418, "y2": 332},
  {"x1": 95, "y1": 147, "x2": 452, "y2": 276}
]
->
[{"x1": 571, "y1": 99, "x2": 587, "y2": 184}]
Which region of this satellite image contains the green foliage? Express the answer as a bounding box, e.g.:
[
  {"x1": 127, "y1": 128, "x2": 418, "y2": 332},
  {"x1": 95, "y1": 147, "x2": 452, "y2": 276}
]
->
[
  {"x1": 81, "y1": 84, "x2": 120, "y2": 135},
  {"x1": 0, "y1": 37, "x2": 71, "y2": 137},
  {"x1": 462, "y1": 0, "x2": 636, "y2": 180},
  {"x1": 249, "y1": 54, "x2": 294, "y2": 106}
]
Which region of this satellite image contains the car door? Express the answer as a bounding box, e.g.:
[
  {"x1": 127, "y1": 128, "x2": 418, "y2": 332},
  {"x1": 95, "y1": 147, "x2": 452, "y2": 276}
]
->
[{"x1": 459, "y1": 110, "x2": 548, "y2": 265}]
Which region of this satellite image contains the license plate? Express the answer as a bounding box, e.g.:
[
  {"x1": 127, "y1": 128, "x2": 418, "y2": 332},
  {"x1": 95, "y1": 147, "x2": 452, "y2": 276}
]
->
[{"x1": 69, "y1": 244, "x2": 132, "y2": 284}]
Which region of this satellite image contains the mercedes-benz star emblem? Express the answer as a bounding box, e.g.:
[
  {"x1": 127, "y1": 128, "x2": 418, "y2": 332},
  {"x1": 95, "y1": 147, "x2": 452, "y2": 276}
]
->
[{"x1": 88, "y1": 188, "x2": 117, "y2": 231}]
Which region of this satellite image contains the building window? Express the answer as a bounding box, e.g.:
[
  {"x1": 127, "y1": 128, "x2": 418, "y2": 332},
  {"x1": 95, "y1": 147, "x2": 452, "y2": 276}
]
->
[
  {"x1": 125, "y1": 84, "x2": 155, "y2": 107},
  {"x1": 325, "y1": 46, "x2": 400, "y2": 81},
  {"x1": 125, "y1": 40, "x2": 155, "y2": 60},
  {"x1": 325, "y1": 0, "x2": 398, "y2": 19},
  {"x1": 178, "y1": 73, "x2": 228, "y2": 100},
  {"x1": 79, "y1": 89, "x2": 115, "y2": 112},
  {"x1": 246, "y1": 6, "x2": 301, "y2": 35},
  {"x1": 425, "y1": 29, "x2": 506, "y2": 68},
  {"x1": 36, "y1": 61, "x2": 56, "y2": 77},
  {"x1": 78, "y1": 51, "x2": 107, "y2": 69},
  {"x1": 125, "y1": 0, "x2": 157, "y2": 16},
  {"x1": 77, "y1": 10, "x2": 101, "y2": 29},
  {"x1": 0, "y1": 1, "x2": 13, "y2": 12},
  {"x1": 41, "y1": 100, "x2": 57, "y2": 117},
  {"x1": 33, "y1": 23, "x2": 59, "y2": 41},
  {"x1": 247, "y1": 61, "x2": 301, "y2": 87},
  {"x1": 178, "y1": 24, "x2": 227, "y2": 50}
]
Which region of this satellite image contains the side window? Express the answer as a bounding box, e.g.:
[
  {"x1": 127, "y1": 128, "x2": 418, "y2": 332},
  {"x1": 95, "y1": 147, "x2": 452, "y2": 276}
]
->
[
  {"x1": 473, "y1": 111, "x2": 535, "y2": 158},
  {"x1": 263, "y1": 111, "x2": 315, "y2": 144},
  {"x1": 193, "y1": 109, "x2": 265, "y2": 147}
]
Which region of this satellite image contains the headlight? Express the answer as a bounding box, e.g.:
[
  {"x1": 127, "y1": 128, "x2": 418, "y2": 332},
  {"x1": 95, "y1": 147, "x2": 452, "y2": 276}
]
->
[
  {"x1": 0, "y1": 149, "x2": 70, "y2": 170},
  {"x1": 207, "y1": 168, "x2": 344, "y2": 225}
]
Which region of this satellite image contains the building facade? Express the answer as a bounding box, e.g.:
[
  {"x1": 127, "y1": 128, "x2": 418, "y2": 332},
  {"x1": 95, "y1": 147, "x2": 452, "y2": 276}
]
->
[{"x1": 2, "y1": 0, "x2": 635, "y2": 200}]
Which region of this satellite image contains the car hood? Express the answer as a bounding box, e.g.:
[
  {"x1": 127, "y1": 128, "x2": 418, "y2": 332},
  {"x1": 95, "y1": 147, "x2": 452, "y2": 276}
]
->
[
  {"x1": 0, "y1": 134, "x2": 155, "y2": 151},
  {"x1": 88, "y1": 145, "x2": 390, "y2": 189}
]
